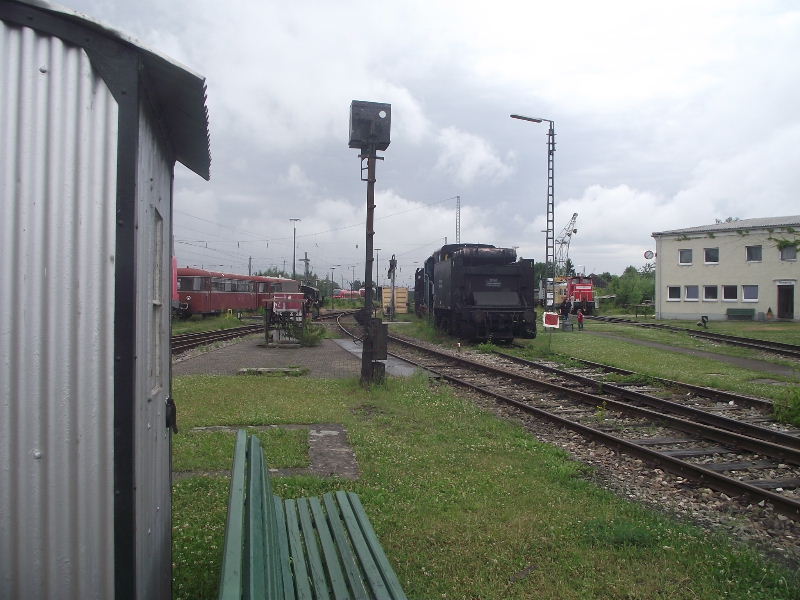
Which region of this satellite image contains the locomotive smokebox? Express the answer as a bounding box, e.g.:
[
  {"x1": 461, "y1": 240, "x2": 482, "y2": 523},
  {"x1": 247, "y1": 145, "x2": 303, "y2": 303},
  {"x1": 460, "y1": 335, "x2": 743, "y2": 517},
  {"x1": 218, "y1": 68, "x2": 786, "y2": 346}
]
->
[{"x1": 349, "y1": 101, "x2": 391, "y2": 150}]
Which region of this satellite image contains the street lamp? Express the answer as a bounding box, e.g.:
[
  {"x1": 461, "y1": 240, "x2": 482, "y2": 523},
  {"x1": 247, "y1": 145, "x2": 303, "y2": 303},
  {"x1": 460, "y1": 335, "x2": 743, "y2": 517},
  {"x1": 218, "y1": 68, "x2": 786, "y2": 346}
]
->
[
  {"x1": 330, "y1": 265, "x2": 340, "y2": 309},
  {"x1": 510, "y1": 113, "x2": 555, "y2": 310},
  {"x1": 290, "y1": 218, "x2": 301, "y2": 279},
  {"x1": 374, "y1": 248, "x2": 382, "y2": 288}
]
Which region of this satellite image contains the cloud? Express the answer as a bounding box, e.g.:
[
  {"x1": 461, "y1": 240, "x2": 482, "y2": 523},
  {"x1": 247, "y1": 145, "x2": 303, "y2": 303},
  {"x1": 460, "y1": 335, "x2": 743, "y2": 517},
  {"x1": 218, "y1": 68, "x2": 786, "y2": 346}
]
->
[{"x1": 435, "y1": 127, "x2": 513, "y2": 186}]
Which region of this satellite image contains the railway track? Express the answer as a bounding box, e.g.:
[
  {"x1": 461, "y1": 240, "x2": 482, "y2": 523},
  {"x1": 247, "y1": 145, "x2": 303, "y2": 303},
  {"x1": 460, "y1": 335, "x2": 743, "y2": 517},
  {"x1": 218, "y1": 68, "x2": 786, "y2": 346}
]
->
[
  {"x1": 333, "y1": 315, "x2": 800, "y2": 520},
  {"x1": 587, "y1": 315, "x2": 800, "y2": 360},
  {"x1": 171, "y1": 324, "x2": 264, "y2": 355}
]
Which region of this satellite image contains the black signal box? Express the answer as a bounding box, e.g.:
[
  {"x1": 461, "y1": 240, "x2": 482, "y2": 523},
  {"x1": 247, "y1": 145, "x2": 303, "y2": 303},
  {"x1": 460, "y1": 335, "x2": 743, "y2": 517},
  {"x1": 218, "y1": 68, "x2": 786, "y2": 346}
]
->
[{"x1": 349, "y1": 101, "x2": 391, "y2": 150}]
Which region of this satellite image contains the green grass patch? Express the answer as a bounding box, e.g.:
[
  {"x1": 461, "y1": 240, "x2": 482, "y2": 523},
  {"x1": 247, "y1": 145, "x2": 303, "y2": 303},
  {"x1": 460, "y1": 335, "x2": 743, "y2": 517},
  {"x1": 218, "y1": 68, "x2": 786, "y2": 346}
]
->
[
  {"x1": 172, "y1": 313, "x2": 253, "y2": 335},
  {"x1": 774, "y1": 386, "x2": 800, "y2": 426},
  {"x1": 510, "y1": 326, "x2": 799, "y2": 413},
  {"x1": 387, "y1": 314, "x2": 455, "y2": 346},
  {"x1": 173, "y1": 427, "x2": 309, "y2": 471},
  {"x1": 601, "y1": 372, "x2": 658, "y2": 386},
  {"x1": 172, "y1": 375, "x2": 799, "y2": 599}
]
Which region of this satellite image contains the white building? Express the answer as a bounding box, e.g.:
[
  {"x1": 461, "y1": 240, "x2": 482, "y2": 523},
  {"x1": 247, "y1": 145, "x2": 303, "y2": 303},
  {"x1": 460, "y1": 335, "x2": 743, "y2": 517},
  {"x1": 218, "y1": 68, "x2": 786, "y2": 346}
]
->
[{"x1": 652, "y1": 216, "x2": 799, "y2": 321}]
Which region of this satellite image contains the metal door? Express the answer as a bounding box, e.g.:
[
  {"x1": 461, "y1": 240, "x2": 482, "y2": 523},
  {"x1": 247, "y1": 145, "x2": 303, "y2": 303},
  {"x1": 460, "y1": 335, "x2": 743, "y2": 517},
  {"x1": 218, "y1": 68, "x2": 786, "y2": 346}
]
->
[{"x1": 777, "y1": 285, "x2": 794, "y2": 319}]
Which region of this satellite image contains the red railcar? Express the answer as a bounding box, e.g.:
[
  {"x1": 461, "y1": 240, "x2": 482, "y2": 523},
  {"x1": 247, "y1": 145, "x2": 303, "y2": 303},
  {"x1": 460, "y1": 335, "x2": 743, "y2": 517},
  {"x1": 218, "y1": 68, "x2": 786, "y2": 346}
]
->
[{"x1": 175, "y1": 267, "x2": 298, "y2": 318}]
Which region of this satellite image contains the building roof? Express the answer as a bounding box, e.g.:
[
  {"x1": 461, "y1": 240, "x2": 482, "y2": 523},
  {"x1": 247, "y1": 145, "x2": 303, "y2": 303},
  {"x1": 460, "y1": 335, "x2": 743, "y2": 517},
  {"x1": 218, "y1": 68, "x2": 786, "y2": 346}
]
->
[
  {"x1": 652, "y1": 215, "x2": 800, "y2": 237},
  {"x1": 9, "y1": 0, "x2": 211, "y2": 180}
]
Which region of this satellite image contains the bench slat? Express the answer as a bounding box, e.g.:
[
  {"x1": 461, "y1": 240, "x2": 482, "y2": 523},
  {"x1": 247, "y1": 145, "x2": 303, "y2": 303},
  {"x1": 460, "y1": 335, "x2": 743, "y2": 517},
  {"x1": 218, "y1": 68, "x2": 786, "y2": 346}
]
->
[
  {"x1": 323, "y1": 493, "x2": 371, "y2": 600},
  {"x1": 309, "y1": 497, "x2": 351, "y2": 600},
  {"x1": 218, "y1": 430, "x2": 248, "y2": 600},
  {"x1": 285, "y1": 498, "x2": 313, "y2": 599},
  {"x1": 273, "y1": 496, "x2": 294, "y2": 600},
  {"x1": 248, "y1": 437, "x2": 268, "y2": 598},
  {"x1": 332, "y1": 491, "x2": 392, "y2": 599},
  {"x1": 346, "y1": 493, "x2": 408, "y2": 600},
  {"x1": 297, "y1": 497, "x2": 333, "y2": 599}
]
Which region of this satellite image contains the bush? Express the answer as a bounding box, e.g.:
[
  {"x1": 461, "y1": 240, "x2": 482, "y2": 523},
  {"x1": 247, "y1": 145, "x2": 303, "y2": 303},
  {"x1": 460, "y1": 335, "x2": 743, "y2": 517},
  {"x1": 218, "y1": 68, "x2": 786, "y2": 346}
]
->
[
  {"x1": 774, "y1": 386, "x2": 800, "y2": 427},
  {"x1": 290, "y1": 322, "x2": 327, "y2": 347}
]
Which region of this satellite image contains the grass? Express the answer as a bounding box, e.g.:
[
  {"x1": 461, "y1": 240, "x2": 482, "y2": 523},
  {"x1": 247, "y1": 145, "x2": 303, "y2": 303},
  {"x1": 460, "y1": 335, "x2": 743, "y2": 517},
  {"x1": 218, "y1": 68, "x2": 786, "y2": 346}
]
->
[
  {"x1": 506, "y1": 323, "x2": 800, "y2": 425},
  {"x1": 172, "y1": 312, "x2": 254, "y2": 335},
  {"x1": 387, "y1": 313, "x2": 455, "y2": 346},
  {"x1": 173, "y1": 427, "x2": 309, "y2": 471},
  {"x1": 172, "y1": 375, "x2": 800, "y2": 599}
]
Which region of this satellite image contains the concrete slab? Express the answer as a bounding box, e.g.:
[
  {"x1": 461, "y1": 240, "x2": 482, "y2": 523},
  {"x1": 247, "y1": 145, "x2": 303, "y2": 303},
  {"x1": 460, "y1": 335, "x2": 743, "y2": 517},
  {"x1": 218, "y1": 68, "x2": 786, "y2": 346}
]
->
[{"x1": 332, "y1": 338, "x2": 421, "y2": 377}]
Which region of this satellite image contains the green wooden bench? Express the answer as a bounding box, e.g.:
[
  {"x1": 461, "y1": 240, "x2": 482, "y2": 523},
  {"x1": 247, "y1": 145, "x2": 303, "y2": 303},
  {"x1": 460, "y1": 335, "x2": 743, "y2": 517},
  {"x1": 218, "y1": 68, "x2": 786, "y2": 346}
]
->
[
  {"x1": 218, "y1": 430, "x2": 408, "y2": 600},
  {"x1": 726, "y1": 308, "x2": 756, "y2": 321}
]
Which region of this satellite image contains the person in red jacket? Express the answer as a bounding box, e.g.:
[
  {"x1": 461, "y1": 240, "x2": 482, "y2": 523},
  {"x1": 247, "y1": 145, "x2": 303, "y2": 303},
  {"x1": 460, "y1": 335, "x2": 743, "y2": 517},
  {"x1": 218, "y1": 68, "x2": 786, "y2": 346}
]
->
[{"x1": 577, "y1": 308, "x2": 584, "y2": 330}]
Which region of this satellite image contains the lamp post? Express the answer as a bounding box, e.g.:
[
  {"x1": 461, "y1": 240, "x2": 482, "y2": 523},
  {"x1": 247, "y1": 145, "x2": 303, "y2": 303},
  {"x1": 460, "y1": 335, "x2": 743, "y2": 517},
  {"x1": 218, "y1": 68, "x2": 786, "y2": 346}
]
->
[
  {"x1": 290, "y1": 218, "x2": 301, "y2": 279},
  {"x1": 510, "y1": 113, "x2": 555, "y2": 310},
  {"x1": 329, "y1": 265, "x2": 340, "y2": 309},
  {"x1": 374, "y1": 248, "x2": 382, "y2": 287}
]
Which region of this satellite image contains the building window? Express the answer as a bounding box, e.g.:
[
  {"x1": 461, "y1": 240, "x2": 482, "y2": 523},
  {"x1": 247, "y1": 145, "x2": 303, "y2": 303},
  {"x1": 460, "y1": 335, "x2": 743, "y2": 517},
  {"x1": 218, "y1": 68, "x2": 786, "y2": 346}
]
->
[
  {"x1": 780, "y1": 246, "x2": 797, "y2": 261},
  {"x1": 679, "y1": 249, "x2": 692, "y2": 265},
  {"x1": 704, "y1": 247, "x2": 719, "y2": 263},
  {"x1": 703, "y1": 285, "x2": 718, "y2": 300},
  {"x1": 685, "y1": 285, "x2": 699, "y2": 301},
  {"x1": 745, "y1": 245, "x2": 762, "y2": 262},
  {"x1": 667, "y1": 286, "x2": 681, "y2": 301},
  {"x1": 742, "y1": 285, "x2": 758, "y2": 301},
  {"x1": 722, "y1": 285, "x2": 737, "y2": 301}
]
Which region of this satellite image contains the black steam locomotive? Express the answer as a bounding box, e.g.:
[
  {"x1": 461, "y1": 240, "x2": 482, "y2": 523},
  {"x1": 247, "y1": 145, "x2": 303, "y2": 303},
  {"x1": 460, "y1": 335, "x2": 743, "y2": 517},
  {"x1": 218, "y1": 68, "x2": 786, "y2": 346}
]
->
[{"x1": 414, "y1": 243, "x2": 537, "y2": 342}]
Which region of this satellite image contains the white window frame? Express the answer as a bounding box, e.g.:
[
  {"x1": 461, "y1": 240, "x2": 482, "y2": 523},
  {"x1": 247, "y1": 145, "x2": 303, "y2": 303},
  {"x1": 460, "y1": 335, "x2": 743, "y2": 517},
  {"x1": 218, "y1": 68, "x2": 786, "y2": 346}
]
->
[
  {"x1": 703, "y1": 285, "x2": 718, "y2": 301},
  {"x1": 703, "y1": 247, "x2": 719, "y2": 264},
  {"x1": 678, "y1": 249, "x2": 693, "y2": 265},
  {"x1": 742, "y1": 285, "x2": 759, "y2": 302},
  {"x1": 780, "y1": 246, "x2": 797, "y2": 261},
  {"x1": 685, "y1": 285, "x2": 699, "y2": 301},
  {"x1": 745, "y1": 245, "x2": 762, "y2": 262},
  {"x1": 722, "y1": 285, "x2": 738, "y2": 302},
  {"x1": 667, "y1": 286, "x2": 681, "y2": 301}
]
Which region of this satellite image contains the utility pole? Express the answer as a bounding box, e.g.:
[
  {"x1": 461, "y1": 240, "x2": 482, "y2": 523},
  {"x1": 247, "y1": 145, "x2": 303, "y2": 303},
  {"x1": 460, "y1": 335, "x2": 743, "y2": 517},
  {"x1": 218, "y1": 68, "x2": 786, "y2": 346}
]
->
[
  {"x1": 290, "y1": 218, "x2": 301, "y2": 279},
  {"x1": 388, "y1": 254, "x2": 397, "y2": 321},
  {"x1": 300, "y1": 252, "x2": 310, "y2": 282},
  {"x1": 248, "y1": 256, "x2": 252, "y2": 276}
]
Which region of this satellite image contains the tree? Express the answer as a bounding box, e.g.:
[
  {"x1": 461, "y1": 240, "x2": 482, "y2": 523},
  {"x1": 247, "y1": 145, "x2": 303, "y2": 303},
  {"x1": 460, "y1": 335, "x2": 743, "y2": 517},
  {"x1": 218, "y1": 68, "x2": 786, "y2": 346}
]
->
[
  {"x1": 564, "y1": 258, "x2": 576, "y2": 276},
  {"x1": 607, "y1": 266, "x2": 654, "y2": 306}
]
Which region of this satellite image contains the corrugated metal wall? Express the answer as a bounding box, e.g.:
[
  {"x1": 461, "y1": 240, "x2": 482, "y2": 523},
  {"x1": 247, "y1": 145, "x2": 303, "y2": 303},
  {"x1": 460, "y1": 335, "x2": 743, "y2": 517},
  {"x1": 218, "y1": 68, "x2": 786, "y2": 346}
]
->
[
  {"x1": 133, "y1": 101, "x2": 174, "y2": 600},
  {"x1": 0, "y1": 21, "x2": 118, "y2": 598}
]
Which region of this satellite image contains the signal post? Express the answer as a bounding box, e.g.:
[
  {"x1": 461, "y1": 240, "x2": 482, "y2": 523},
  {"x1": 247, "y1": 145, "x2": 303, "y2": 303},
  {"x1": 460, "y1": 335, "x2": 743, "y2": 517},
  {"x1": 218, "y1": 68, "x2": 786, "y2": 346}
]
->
[{"x1": 349, "y1": 101, "x2": 391, "y2": 385}]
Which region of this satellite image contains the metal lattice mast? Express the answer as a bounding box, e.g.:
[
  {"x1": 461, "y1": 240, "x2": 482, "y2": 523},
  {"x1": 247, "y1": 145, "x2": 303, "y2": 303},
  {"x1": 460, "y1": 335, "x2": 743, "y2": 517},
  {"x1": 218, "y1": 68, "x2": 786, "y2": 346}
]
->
[
  {"x1": 456, "y1": 195, "x2": 461, "y2": 244},
  {"x1": 511, "y1": 113, "x2": 556, "y2": 308},
  {"x1": 545, "y1": 122, "x2": 556, "y2": 297}
]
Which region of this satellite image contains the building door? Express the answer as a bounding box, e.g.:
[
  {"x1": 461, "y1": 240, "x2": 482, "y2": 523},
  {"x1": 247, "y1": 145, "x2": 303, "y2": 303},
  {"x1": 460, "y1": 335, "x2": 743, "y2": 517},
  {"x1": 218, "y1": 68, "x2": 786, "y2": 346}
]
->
[{"x1": 777, "y1": 285, "x2": 794, "y2": 319}]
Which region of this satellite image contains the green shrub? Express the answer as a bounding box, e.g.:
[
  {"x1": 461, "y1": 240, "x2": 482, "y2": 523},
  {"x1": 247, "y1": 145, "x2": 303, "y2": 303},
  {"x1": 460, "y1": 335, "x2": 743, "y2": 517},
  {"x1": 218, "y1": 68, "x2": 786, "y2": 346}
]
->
[{"x1": 774, "y1": 386, "x2": 800, "y2": 427}]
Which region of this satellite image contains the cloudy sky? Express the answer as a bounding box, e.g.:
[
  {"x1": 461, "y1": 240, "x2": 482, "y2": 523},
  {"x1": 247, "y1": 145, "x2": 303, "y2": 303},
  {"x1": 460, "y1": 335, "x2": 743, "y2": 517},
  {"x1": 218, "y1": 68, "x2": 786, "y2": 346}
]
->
[{"x1": 66, "y1": 0, "x2": 800, "y2": 288}]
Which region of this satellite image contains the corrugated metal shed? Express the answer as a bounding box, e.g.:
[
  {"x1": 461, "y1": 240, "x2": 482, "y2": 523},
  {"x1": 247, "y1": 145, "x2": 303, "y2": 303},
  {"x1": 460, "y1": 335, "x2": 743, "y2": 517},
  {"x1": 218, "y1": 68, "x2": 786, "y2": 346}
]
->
[
  {"x1": 0, "y1": 2, "x2": 211, "y2": 598},
  {"x1": 0, "y1": 23, "x2": 118, "y2": 598}
]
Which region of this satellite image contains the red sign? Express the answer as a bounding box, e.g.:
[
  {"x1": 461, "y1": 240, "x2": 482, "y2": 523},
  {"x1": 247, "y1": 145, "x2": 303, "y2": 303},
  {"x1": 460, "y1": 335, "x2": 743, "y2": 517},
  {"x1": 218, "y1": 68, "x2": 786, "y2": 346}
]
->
[{"x1": 543, "y1": 312, "x2": 560, "y2": 328}]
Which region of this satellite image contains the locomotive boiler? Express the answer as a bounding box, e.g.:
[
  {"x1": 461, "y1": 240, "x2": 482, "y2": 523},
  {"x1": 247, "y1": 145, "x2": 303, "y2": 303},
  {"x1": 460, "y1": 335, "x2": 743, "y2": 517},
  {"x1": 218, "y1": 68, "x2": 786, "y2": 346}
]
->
[{"x1": 415, "y1": 243, "x2": 537, "y2": 341}]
